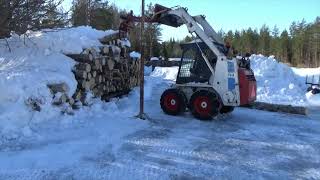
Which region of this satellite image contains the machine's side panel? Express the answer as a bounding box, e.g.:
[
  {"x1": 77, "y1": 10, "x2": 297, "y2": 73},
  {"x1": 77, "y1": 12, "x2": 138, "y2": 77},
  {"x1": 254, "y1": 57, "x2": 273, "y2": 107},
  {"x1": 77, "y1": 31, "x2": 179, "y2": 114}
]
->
[{"x1": 210, "y1": 59, "x2": 240, "y2": 106}]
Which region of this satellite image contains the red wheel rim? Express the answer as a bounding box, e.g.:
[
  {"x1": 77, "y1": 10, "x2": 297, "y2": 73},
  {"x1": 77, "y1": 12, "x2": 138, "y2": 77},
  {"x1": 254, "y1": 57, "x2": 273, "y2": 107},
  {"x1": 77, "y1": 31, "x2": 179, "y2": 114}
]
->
[
  {"x1": 163, "y1": 93, "x2": 179, "y2": 111},
  {"x1": 193, "y1": 96, "x2": 211, "y2": 116}
]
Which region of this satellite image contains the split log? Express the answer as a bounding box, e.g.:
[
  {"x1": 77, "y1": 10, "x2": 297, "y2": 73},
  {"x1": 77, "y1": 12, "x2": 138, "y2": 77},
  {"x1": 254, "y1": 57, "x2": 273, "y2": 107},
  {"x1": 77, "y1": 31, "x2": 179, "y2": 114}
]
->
[
  {"x1": 65, "y1": 54, "x2": 92, "y2": 63},
  {"x1": 83, "y1": 48, "x2": 98, "y2": 58},
  {"x1": 92, "y1": 64, "x2": 100, "y2": 71},
  {"x1": 95, "y1": 75, "x2": 102, "y2": 84},
  {"x1": 94, "y1": 59, "x2": 101, "y2": 67},
  {"x1": 82, "y1": 81, "x2": 91, "y2": 91},
  {"x1": 68, "y1": 97, "x2": 75, "y2": 105},
  {"x1": 107, "y1": 59, "x2": 115, "y2": 70},
  {"x1": 72, "y1": 101, "x2": 82, "y2": 110},
  {"x1": 99, "y1": 46, "x2": 109, "y2": 55},
  {"x1": 52, "y1": 93, "x2": 68, "y2": 105},
  {"x1": 74, "y1": 70, "x2": 87, "y2": 79},
  {"x1": 92, "y1": 71, "x2": 97, "y2": 78},
  {"x1": 47, "y1": 83, "x2": 69, "y2": 94},
  {"x1": 99, "y1": 32, "x2": 120, "y2": 44},
  {"x1": 101, "y1": 57, "x2": 106, "y2": 66},
  {"x1": 87, "y1": 73, "x2": 92, "y2": 79},
  {"x1": 75, "y1": 63, "x2": 91, "y2": 72},
  {"x1": 111, "y1": 46, "x2": 121, "y2": 62},
  {"x1": 89, "y1": 78, "x2": 96, "y2": 89}
]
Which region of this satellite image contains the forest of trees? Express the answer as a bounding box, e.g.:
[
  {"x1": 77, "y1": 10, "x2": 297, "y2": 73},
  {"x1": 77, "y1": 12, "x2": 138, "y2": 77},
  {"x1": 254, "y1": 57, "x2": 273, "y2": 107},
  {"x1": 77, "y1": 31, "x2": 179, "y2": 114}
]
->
[
  {"x1": 163, "y1": 18, "x2": 320, "y2": 67},
  {"x1": 221, "y1": 18, "x2": 320, "y2": 67},
  {"x1": 0, "y1": 0, "x2": 319, "y2": 67}
]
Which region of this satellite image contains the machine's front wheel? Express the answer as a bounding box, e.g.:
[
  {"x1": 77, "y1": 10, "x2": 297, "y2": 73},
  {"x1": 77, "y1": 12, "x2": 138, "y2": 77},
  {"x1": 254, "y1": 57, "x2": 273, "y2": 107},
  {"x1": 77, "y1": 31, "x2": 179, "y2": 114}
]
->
[
  {"x1": 160, "y1": 89, "x2": 186, "y2": 116},
  {"x1": 190, "y1": 90, "x2": 221, "y2": 120}
]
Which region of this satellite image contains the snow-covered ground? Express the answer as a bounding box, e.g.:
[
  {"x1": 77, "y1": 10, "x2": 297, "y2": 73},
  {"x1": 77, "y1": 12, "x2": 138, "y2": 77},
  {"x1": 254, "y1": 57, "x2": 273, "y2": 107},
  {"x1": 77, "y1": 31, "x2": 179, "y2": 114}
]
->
[
  {"x1": 0, "y1": 68, "x2": 319, "y2": 179},
  {"x1": 1, "y1": 27, "x2": 320, "y2": 179}
]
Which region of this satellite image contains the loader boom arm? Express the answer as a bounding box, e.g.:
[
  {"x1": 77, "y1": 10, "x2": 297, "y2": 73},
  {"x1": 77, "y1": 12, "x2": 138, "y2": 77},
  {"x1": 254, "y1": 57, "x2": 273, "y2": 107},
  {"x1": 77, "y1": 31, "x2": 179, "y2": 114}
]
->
[
  {"x1": 120, "y1": 5, "x2": 231, "y2": 78},
  {"x1": 154, "y1": 6, "x2": 228, "y2": 76}
]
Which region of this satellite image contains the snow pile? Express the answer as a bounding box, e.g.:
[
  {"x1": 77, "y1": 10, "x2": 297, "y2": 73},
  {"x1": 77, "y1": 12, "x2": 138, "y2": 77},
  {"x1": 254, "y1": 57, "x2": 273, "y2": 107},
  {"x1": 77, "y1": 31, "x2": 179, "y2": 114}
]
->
[
  {"x1": 150, "y1": 57, "x2": 159, "y2": 61},
  {"x1": 22, "y1": 26, "x2": 116, "y2": 54},
  {"x1": 151, "y1": 66, "x2": 179, "y2": 81},
  {"x1": 0, "y1": 26, "x2": 115, "y2": 137},
  {"x1": 129, "y1": 51, "x2": 141, "y2": 59},
  {"x1": 250, "y1": 55, "x2": 308, "y2": 105}
]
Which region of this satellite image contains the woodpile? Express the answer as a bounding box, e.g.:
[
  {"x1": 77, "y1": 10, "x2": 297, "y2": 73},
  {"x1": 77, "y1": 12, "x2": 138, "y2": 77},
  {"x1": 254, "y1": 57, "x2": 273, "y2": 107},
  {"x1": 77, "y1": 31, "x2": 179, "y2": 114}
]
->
[
  {"x1": 69, "y1": 33, "x2": 140, "y2": 103},
  {"x1": 47, "y1": 83, "x2": 75, "y2": 114},
  {"x1": 47, "y1": 32, "x2": 140, "y2": 113}
]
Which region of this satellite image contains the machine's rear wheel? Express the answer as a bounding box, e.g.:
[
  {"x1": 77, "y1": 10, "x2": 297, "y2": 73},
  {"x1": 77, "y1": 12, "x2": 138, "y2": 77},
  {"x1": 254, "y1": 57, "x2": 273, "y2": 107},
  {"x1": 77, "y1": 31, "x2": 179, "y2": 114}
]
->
[
  {"x1": 160, "y1": 89, "x2": 186, "y2": 115},
  {"x1": 220, "y1": 106, "x2": 234, "y2": 114},
  {"x1": 189, "y1": 90, "x2": 221, "y2": 120}
]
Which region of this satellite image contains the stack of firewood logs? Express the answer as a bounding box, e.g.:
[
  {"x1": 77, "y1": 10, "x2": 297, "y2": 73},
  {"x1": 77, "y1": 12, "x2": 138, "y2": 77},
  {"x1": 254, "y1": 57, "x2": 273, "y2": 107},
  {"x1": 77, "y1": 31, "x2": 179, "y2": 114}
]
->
[{"x1": 48, "y1": 32, "x2": 140, "y2": 112}]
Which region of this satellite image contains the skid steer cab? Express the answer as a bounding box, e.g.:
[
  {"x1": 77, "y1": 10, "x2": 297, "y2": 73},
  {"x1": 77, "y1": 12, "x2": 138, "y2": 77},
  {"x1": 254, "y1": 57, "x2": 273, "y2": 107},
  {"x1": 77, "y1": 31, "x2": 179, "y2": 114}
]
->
[{"x1": 160, "y1": 40, "x2": 257, "y2": 120}]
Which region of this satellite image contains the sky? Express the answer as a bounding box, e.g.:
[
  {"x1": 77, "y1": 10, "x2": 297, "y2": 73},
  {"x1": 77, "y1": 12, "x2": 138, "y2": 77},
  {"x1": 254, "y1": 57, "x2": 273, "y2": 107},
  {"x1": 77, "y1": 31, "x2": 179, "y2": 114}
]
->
[{"x1": 62, "y1": 0, "x2": 320, "y2": 41}]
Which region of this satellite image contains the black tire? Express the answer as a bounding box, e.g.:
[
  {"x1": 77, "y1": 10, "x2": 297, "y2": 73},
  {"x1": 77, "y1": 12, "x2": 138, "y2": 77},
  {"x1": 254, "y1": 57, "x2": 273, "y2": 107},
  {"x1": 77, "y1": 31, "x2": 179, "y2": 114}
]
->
[
  {"x1": 312, "y1": 88, "x2": 320, "y2": 94},
  {"x1": 160, "y1": 89, "x2": 186, "y2": 116},
  {"x1": 220, "y1": 106, "x2": 234, "y2": 114},
  {"x1": 189, "y1": 90, "x2": 221, "y2": 120}
]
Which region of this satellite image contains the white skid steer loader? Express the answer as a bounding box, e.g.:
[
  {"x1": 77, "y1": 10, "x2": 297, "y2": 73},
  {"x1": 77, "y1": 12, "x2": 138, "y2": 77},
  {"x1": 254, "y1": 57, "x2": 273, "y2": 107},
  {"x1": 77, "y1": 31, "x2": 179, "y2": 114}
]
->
[
  {"x1": 120, "y1": 4, "x2": 257, "y2": 120},
  {"x1": 150, "y1": 4, "x2": 257, "y2": 120}
]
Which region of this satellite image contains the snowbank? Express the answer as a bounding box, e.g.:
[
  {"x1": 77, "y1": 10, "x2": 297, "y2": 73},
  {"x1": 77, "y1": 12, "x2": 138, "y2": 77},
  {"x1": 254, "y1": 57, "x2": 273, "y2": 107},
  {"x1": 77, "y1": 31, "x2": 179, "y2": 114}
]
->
[
  {"x1": 151, "y1": 66, "x2": 179, "y2": 81},
  {"x1": 0, "y1": 26, "x2": 115, "y2": 137},
  {"x1": 250, "y1": 55, "x2": 309, "y2": 105},
  {"x1": 22, "y1": 26, "x2": 116, "y2": 54}
]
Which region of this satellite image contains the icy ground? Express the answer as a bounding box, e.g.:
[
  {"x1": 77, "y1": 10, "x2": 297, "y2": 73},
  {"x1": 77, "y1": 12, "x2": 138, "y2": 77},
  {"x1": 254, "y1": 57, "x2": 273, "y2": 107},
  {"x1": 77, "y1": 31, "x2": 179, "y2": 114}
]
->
[{"x1": 0, "y1": 68, "x2": 319, "y2": 179}]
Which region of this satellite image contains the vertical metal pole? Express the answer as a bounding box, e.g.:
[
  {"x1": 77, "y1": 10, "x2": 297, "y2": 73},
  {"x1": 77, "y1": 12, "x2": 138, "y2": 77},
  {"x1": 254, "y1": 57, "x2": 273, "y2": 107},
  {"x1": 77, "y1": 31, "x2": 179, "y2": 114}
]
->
[{"x1": 139, "y1": 0, "x2": 145, "y2": 119}]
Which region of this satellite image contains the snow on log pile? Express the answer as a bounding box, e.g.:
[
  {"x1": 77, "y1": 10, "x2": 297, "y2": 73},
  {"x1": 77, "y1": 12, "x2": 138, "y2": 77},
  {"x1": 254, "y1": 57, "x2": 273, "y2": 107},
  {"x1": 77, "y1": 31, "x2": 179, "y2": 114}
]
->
[{"x1": 0, "y1": 26, "x2": 139, "y2": 136}]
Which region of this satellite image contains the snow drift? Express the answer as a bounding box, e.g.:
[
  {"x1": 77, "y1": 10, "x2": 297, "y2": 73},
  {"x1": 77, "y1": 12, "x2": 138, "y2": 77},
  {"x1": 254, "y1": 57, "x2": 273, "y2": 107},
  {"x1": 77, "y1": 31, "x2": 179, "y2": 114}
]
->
[
  {"x1": 0, "y1": 26, "x2": 116, "y2": 136},
  {"x1": 250, "y1": 55, "x2": 306, "y2": 105}
]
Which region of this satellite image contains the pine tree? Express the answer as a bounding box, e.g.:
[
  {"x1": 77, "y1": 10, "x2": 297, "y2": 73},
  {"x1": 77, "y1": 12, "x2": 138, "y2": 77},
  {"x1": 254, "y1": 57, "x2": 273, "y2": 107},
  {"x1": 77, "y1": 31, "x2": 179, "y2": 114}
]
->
[
  {"x1": 162, "y1": 42, "x2": 168, "y2": 61},
  {"x1": 259, "y1": 24, "x2": 271, "y2": 55},
  {"x1": 0, "y1": 0, "x2": 67, "y2": 37}
]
